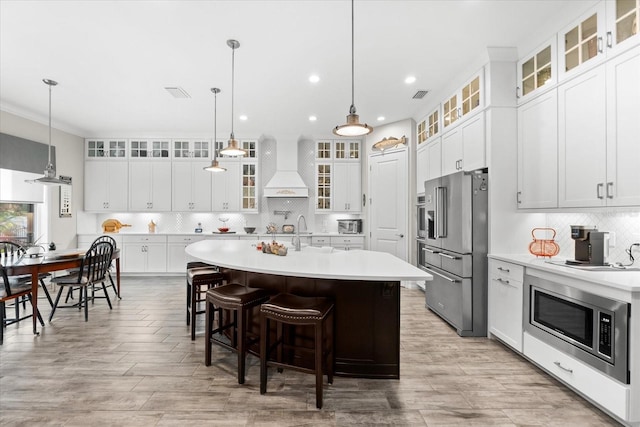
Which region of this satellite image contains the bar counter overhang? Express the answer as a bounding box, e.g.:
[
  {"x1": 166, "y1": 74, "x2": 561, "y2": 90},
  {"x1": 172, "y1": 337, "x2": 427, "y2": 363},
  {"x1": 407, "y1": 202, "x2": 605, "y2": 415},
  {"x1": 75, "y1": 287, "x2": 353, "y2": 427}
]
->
[{"x1": 186, "y1": 240, "x2": 432, "y2": 379}]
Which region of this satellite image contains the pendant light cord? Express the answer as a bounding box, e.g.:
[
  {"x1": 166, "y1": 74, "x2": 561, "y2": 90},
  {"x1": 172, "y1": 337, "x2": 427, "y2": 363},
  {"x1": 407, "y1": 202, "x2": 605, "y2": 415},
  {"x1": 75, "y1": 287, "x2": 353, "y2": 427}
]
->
[
  {"x1": 231, "y1": 44, "x2": 235, "y2": 139},
  {"x1": 47, "y1": 81, "x2": 52, "y2": 165},
  {"x1": 350, "y1": 0, "x2": 355, "y2": 113},
  {"x1": 213, "y1": 89, "x2": 218, "y2": 161}
]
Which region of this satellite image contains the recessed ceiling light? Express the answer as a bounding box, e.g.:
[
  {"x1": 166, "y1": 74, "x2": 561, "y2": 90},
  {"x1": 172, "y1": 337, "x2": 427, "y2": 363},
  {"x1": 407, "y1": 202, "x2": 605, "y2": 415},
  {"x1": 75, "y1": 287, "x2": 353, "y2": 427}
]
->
[
  {"x1": 239, "y1": 115, "x2": 248, "y2": 121},
  {"x1": 309, "y1": 115, "x2": 317, "y2": 121},
  {"x1": 377, "y1": 116, "x2": 385, "y2": 121},
  {"x1": 404, "y1": 76, "x2": 416, "y2": 84},
  {"x1": 309, "y1": 74, "x2": 320, "y2": 83}
]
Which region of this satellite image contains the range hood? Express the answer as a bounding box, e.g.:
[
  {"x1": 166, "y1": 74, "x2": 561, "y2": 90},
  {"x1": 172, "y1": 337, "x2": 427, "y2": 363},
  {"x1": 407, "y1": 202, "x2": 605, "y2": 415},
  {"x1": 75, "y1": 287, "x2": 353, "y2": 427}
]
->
[{"x1": 263, "y1": 137, "x2": 309, "y2": 198}]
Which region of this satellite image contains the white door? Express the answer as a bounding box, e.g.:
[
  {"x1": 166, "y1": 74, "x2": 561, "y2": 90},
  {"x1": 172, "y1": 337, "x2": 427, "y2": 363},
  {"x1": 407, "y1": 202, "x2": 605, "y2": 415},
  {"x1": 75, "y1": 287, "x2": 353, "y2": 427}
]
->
[{"x1": 368, "y1": 149, "x2": 408, "y2": 261}]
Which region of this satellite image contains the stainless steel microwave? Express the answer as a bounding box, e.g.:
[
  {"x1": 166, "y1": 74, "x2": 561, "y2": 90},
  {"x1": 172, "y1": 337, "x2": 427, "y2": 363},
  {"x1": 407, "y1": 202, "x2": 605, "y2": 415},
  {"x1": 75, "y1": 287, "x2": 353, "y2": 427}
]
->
[
  {"x1": 337, "y1": 219, "x2": 362, "y2": 234},
  {"x1": 524, "y1": 274, "x2": 630, "y2": 384}
]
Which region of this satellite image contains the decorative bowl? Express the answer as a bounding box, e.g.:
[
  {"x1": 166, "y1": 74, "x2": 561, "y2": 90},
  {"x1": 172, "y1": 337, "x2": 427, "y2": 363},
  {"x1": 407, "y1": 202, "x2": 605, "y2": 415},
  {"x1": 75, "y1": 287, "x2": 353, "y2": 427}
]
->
[
  {"x1": 218, "y1": 227, "x2": 229, "y2": 233},
  {"x1": 244, "y1": 227, "x2": 256, "y2": 234}
]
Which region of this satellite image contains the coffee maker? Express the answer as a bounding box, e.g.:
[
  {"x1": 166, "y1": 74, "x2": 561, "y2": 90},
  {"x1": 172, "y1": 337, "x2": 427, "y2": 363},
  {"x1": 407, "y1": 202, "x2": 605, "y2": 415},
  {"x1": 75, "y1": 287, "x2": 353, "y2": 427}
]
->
[{"x1": 568, "y1": 225, "x2": 610, "y2": 266}]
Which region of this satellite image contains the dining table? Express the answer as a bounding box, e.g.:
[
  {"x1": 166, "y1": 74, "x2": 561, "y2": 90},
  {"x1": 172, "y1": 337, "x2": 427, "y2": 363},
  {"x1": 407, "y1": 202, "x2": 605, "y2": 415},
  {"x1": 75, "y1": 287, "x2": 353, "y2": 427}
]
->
[{"x1": 0, "y1": 247, "x2": 121, "y2": 335}]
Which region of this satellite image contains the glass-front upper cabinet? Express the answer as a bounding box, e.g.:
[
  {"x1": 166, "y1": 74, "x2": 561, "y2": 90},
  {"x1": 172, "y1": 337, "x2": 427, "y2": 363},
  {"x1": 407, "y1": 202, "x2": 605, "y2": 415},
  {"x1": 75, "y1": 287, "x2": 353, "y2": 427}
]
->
[
  {"x1": 334, "y1": 140, "x2": 360, "y2": 160},
  {"x1": 316, "y1": 163, "x2": 331, "y2": 211},
  {"x1": 172, "y1": 139, "x2": 210, "y2": 159},
  {"x1": 417, "y1": 108, "x2": 440, "y2": 146},
  {"x1": 242, "y1": 139, "x2": 258, "y2": 159},
  {"x1": 417, "y1": 119, "x2": 427, "y2": 145},
  {"x1": 443, "y1": 71, "x2": 484, "y2": 130},
  {"x1": 517, "y1": 37, "x2": 557, "y2": 103},
  {"x1": 241, "y1": 163, "x2": 257, "y2": 211},
  {"x1": 316, "y1": 140, "x2": 332, "y2": 160},
  {"x1": 85, "y1": 139, "x2": 127, "y2": 159},
  {"x1": 607, "y1": 0, "x2": 640, "y2": 51},
  {"x1": 129, "y1": 139, "x2": 170, "y2": 159}
]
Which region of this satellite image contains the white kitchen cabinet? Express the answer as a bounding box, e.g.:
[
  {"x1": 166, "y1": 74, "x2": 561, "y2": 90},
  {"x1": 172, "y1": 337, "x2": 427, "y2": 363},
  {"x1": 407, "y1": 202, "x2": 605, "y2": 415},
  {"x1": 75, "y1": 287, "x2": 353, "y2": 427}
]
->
[
  {"x1": 333, "y1": 162, "x2": 361, "y2": 212},
  {"x1": 425, "y1": 137, "x2": 442, "y2": 181},
  {"x1": 315, "y1": 163, "x2": 332, "y2": 211},
  {"x1": 84, "y1": 160, "x2": 129, "y2": 211},
  {"x1": 441, "y1": 112, "x2": 485, "y2": 176},
  {"x1": 416, "y1": 143, "x2": 429, "y2": 190},
  {"x1": 442, "y1": 71, "x2": 484, "y2": 131},
  {"x1": 524, "y1": 332, "x2": 629, "y2": 420},
  {"x1": 605, "y1": 45, "x2": 640, "y2": 206},
  {"x1": 129, "y1": 139, "x2": 170, "y2": 159},
  {"x1": 166, "y1": 235, "x2": 207, "y2": 273},
  {"x1": 172, "y1": 139, "x2": 211, "y2": 160},
  {"x1": 334, "y1": 140, "x2": 360, "y2": 161},
  {"x1": 122, "y1": 235, "x2": 167, "y2": 273},
  {"x1": 85, "y1": 139, "x2": 127, "y2": 159},
  {"x1": 330, "y1": 236, "x2": 364, "y2": 251},
  {"x1": 517, "y1": 37, "x2": 557, "y2": 104},
  {"x1": 128, "y1": 161, "x2": 172, "y2": 211},
  {"x1": 558, "y1": 1, "x2": 640, "y2": 81},
  {"x1": 212, "y1": 160, "x2": 240, "y2": 212},
  {"x1": 172, "y1": 160, "x2": 212, "y2": 211},
  {"x1": 241, "y1": 162, "x2": 258, "y2": 211},
  {"x1": 488, "y1": 259, "x2": 524, "y2": 352},
  {"x1": 311, "y1": 236, "x2": 330, "y2": 247},
  {"x1": 517, "y1": 90, "x2": 558, "y2": 208}
]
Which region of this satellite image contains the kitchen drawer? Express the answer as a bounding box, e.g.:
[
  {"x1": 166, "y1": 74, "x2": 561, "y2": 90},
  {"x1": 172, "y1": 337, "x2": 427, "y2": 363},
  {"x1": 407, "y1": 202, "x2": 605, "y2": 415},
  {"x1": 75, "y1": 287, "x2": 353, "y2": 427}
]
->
[
  {"x1": 77, "y1": 234, "x2": 123, "y2": 248},
  {"x1": 489, "y1": 259, "x2": 524, "y2": 282},
  {"x1": 330, "y1": 236, "x2": 364, "y2": 246},
  {"x1": 122, "y1": 235, "x2": 167, "y2": 244},
  {"x1": 167, "y1": 235, "x2": 207, "y2": 244},
  {"x1": 311, "y1": 236, "x2": 331, "y2": 246},
  {"x1": 523, "y1": 332, "x2": 629, "y2": 419}
]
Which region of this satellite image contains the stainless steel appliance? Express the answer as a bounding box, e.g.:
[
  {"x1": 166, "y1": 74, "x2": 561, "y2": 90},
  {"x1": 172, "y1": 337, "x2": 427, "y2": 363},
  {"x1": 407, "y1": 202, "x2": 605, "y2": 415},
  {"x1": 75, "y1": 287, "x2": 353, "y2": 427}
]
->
[
  {"x1": 524, "y1": 274, "x2": 630, "y2": 384},
  {"x1": 422, "y1": 169, "x2": 488, "y2": 337},
  {"x1": 416, "y1": 194, "x2": 426, "y2": 239},
  {"x1": 337, "y1": 219, "x2": 362, "y2": 234},
  {"x1": 568, "y1": 225, "x2": 610, "y2": 266}
]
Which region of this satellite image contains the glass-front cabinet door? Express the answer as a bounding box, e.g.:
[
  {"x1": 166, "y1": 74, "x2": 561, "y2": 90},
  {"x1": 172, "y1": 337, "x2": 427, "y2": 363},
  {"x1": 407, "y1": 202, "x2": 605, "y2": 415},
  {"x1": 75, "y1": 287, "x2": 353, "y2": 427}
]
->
[
  {"x1": 334, "y1": 140, "x2": 360, "y2": 160},
  {"x1": 558, "y1": 3, "x2": 606, "y2": 79},
  {"x1": 461, "y1": 75, "x2": 481, "y2": 116},
  {"x1": 427, "y1": 109, "x2": 439, "y2": 140},
  {"x1": 172, "y1": 139, "x2": 210, "y2": 159},
  {"x1": 316, "y1": 163, "x2": 331, "y2": 211},
  {"x1": 517, "y1": 38, "x2": 557, "y2": 103},
  {"x1": 608, "y1": 0, "x2": 640, "y2": 50},
  {"x1": 241, "y1": 163, "x2": 257, "y2": 211},
  {"x1": 242, "y1": 139, "x2": 257, "y2": 159},
  {"x1": 443, "y1": 71, "x2": 483, "y2": 130},
  {"x1": 443, "y1": 94, "x2": 458, "y2": 129},
  {"x1": 316, "y1": 140, "x2": 332, "y2": 160},
  {"x1": 85, "y1": 139, "x2": 127, "y2": 159},
  {"x1": 417, "y1": 119, "x2": 427, "y2": 145},
  {"x1": 129, "y1": 139, "x2": 170, "y2": 158}
]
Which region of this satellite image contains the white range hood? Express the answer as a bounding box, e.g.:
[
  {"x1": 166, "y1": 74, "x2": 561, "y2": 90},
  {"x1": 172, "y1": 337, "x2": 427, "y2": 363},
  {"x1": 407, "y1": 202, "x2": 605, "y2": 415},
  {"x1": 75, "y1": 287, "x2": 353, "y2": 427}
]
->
[{"x1": 263, "y1": 137, "x2": 309, "y2": 198}]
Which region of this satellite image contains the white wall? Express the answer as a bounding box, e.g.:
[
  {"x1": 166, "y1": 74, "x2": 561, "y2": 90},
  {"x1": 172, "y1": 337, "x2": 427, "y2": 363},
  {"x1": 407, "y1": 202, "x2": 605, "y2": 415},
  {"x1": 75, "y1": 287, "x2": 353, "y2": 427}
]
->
[{"x1": 0, "y1": 110, "x2": 84, "y2": 249}]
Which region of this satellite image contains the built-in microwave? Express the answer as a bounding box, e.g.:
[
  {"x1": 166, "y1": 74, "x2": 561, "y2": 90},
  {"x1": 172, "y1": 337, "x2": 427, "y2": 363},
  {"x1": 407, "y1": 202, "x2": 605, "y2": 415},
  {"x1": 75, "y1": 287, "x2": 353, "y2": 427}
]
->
[{"x1": 524, "y1": 274, "x2": 630, "y2": 384}]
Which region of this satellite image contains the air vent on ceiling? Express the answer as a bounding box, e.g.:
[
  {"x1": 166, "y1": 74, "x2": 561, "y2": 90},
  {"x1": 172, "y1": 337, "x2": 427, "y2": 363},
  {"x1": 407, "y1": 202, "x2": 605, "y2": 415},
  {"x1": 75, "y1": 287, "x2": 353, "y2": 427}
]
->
[
  {"x1": 164, "y1": 87, "x2": 191, "y2": 98},
  {"x1": 412, "y1": 90, "x2": 429, "y2": 99}
]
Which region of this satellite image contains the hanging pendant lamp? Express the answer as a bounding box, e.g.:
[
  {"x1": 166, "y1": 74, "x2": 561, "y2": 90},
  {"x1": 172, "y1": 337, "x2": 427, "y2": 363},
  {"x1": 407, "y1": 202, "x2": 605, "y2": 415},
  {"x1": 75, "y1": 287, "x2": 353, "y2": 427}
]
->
[
  {"x1": 27, "y1": 79, "x2": 69, "y2": 185},
  {"x1": 219, "y1": 39, "x2": 247, "y2": 157},
  {"x1": 333, "y1": 0, "x2": 372, "y2": 137},
  {"x1": 204, "y1": 88, "x2": 227, "y2": 172}
]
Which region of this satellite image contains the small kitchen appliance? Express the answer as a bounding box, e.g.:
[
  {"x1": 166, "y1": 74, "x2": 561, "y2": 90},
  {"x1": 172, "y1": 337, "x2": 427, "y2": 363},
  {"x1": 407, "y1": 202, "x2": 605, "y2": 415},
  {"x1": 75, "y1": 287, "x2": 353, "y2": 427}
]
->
[
  {"x1": 568, "y1": 225, "x2": 609, "y2": 266},
  {"x1": 337, "y1": 219, "x2": 362, "y2": 234}
]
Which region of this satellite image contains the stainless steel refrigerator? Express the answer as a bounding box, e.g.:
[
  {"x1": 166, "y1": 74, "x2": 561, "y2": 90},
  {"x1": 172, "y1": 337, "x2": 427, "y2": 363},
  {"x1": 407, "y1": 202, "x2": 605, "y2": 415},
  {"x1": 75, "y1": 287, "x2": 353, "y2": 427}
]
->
[{"x1": 422, "y1": 168, "x2": 488, "y2": 337}]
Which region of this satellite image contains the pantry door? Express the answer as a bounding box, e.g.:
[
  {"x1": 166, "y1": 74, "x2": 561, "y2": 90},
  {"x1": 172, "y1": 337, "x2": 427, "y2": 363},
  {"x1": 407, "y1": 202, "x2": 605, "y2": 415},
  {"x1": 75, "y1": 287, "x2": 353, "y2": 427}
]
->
[{"x1": 368, "y1": 148, "x2": 408, "y2": 261}]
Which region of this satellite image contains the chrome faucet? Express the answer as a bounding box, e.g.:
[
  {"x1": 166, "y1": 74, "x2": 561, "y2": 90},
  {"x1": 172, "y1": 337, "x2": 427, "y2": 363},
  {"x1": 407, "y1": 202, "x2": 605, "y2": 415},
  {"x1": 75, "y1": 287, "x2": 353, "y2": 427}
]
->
[{"x1": 292, "y1": 214, "x2": 307, "y2": 251}]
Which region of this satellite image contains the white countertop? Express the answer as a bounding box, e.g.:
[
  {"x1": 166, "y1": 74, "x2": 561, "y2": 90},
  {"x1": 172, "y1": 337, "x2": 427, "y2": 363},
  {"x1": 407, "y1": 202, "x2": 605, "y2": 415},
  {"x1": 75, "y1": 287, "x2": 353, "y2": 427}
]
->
[
  {"x1": 186, "y1": 239, "x2": 432, "y2": 282},
  {"x1": 79, "y1": 232, "x2": 363, "y2": 237},
  {"x1": 489, "y1": 253, "x2": 640, "y2": 292}
]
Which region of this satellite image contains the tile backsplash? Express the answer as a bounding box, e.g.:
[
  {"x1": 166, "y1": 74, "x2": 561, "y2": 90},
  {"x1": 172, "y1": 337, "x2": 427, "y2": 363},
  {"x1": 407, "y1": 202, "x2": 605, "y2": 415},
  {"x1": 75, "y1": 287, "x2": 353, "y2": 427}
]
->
[{"x1": 546, "y1": 211, "x2": 640, "y2": 264}]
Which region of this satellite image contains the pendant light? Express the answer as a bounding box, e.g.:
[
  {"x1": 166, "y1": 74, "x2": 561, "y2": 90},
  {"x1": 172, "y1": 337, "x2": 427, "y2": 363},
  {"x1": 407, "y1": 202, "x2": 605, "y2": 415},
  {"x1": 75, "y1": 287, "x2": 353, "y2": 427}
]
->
[
  {"x1": 333, "y1": 0, "x2": 372, "y2": 137},
  {"x1": 219, "y1": 39, "x2": 246, "y2": 157},
  {"x1": 204, "y1": 88, "x2": 227, "y2": 172},
  {"x1": 27, "y1": 79, "x2": 69, "y2": 185}
]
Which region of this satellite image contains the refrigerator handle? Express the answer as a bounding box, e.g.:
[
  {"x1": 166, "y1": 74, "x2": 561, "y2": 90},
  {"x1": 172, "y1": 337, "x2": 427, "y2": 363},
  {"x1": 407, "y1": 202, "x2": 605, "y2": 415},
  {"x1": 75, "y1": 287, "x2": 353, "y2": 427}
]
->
[{"x1": 435, "y1": 186, "x2": 447, "y2": 238}]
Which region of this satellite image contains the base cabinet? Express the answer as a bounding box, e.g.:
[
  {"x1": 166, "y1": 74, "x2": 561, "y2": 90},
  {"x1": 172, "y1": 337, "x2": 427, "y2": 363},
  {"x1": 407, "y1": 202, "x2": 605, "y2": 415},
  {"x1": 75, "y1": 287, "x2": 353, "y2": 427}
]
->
[
  {"x1": 166, "y1": 235, "x2": 207, "y2": 273},
  {"x1": 488, "y1": 260, "x2": 524, "y2": 352},
  {"x1": 122, "y1": 235, "x2": 167, "y2": 273},
  {"x1": 524, "y1": 332, "x2": 629, "y2": 420}
]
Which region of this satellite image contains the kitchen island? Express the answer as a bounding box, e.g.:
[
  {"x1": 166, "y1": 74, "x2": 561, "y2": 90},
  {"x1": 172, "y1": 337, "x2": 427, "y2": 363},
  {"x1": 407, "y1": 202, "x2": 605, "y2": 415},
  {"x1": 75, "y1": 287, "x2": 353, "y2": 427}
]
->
[{"x1": 186, "y1": 239, "x2": 431, "y2": 378}]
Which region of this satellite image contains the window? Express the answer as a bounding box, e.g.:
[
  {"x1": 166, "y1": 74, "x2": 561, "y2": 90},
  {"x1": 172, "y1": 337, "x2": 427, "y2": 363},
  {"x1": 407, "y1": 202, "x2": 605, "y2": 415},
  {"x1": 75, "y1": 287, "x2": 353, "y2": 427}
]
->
[{"x1": 0, "y1": 203, "x2": 36, "y2": 245}]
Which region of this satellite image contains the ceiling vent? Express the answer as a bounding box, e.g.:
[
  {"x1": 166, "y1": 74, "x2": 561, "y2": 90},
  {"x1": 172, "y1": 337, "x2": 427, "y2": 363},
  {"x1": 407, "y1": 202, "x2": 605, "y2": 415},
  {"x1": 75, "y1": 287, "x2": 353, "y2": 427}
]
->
[
  {"x1": 164, "y1": 87, "x2": 191, "y2": 98},
  {"x1": 412, "y1": 90, "x2": 429, "y2": 99}
]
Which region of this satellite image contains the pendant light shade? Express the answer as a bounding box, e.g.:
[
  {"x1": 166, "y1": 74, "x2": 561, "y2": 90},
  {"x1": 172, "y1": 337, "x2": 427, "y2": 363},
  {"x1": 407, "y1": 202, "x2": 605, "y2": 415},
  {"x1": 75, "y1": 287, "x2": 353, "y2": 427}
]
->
[
  {"x1": 27, "y1": 79, "x2": 69, "y2": 185},
  {"x1": 333, "y1": 0, "x2": 372, "y2": 137},
  {"x1": 219, "y1": 39, "x2": 247, "y2": 157},
  {"x1": 204, "y1": 87, "x2": 227, "y2": 172}
]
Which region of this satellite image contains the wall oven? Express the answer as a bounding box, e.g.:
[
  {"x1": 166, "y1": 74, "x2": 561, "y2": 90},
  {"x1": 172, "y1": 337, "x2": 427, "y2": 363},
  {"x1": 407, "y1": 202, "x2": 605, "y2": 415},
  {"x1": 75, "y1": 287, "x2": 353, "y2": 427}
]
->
[
  {"x1": 416, "y1": 194, "x2": 426, "y2": 239},
  {"x1": 524, "y1": 274, "x2": 630, "y2": 384}
]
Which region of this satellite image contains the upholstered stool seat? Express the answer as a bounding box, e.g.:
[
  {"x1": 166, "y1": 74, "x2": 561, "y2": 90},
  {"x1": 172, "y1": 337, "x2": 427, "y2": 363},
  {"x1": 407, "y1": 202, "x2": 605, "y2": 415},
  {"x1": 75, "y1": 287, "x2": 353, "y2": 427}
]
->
[
  {"x1": 259, "y1": 293, "x2": 335, "y2": 409},
  {"x1": 186, "y1": 264, "x2": 224, "y2": 340},
  {"x1": 205, "y1": 283, "x2": 270, "y2": 384}
]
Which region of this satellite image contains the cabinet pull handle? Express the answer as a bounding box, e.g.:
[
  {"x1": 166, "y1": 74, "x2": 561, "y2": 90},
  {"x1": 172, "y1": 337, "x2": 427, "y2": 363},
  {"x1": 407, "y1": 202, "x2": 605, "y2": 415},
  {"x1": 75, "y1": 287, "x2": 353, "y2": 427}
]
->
[
  {"x1": 554, "y1": 361, "x2": 573, "y2": 373},
  {"x1": 606, "y1": 182, "x2": 614, "y2": 199},
  {"x1": 497, "y1": 267, "x2": 510, "y2": 272},
  {"x1": 597, "y1": 183, "x2": 604, "y2": 199},
  {"x1": 597, "y1": 36, "x2": 603, "y2": 53},
  {"x1": 422, "y1": 247, "x2": 439, "y2": 254},
  {"x1": 516, "y1": 86, "x2": 520, "y2": 99},
  {"x1": 438, "y1": 252, "x2": 459, "y2": 260},
  {"x1": 606, "y1": 31, "x2": 612, "y2": 48},
  {"x1": 423, "y1": 266, "x2": 459, "y2": 283},
  {"x1": 517, "y1": 191, "x2": 522, "y2": 205},
  {"x1": 496, "y1": 278, "x2": 510, "y2": 285}
]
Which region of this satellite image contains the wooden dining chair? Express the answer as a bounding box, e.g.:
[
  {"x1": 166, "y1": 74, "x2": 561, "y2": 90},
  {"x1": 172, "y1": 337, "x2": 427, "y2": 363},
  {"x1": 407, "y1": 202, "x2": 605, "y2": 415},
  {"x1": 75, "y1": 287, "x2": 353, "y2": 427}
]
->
[
  {"x1": 48, "y1": 240, "x2": 114, "y2": 322},
  {"x1": 1, "y1": 265, "x2": 44, "y2": 345},
  {"x1": 0, "y1": 241, "x2": 54, "y2": 310}
]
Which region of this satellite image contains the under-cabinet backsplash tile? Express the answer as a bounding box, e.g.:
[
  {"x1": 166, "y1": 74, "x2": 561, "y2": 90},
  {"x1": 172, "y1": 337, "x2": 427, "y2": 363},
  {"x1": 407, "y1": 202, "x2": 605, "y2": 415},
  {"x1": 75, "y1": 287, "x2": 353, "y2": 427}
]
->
[{"x1": 546, "y1": 211, "x2": 640, "y2": 263}]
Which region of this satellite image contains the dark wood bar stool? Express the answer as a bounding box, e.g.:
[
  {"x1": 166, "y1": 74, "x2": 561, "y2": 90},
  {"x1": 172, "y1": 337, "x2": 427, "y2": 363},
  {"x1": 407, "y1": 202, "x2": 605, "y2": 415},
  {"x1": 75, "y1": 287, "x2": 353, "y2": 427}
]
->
[
  {"x1": 259, "y1": 293, "x2": 335, "y2": 409},
  {"x1": 205, "y1": 283, "x2": 270, "y2": 384},
  {"x1": 186, "y1": 262, "x2": 223, "y2": 340}
]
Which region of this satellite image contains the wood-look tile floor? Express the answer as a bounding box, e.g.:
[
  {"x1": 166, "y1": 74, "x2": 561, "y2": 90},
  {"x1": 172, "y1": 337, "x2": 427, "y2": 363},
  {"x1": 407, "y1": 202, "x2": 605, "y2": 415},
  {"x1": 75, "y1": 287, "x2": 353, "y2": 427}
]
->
[{"x1": 0, "y1": 277, "x2": 621, "y2": 426}]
